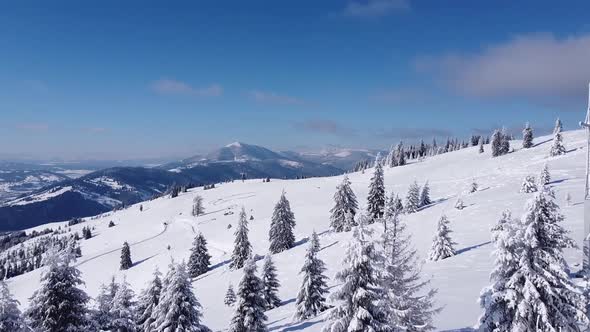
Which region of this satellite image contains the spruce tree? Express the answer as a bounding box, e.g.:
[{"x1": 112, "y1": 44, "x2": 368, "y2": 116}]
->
[
  {"x1": 508, "y1": 190, "x2": 588, "y2": 330},
  {"x1": 500, "y1": 127, "x2": 510, "y2": 155},
  {"x1": 519, "y1": 175, "x2": 538, "y2": 193},
  {"x1": 0, "y1": 280, "x2": 25, "y2": 331},
  {"x1": 93, "y1": 277, "x2": 119, "y2": 330},
  {"x1": 550, "y1": 121, "x2": 566, "y2": 156},
  {"x1": 522, "y1": 122, "x2": 534, "y2": 148},
  {"x1": 330, "y1": 175, "x2": 359, "y2": 232},
  {"x1": 455, "y1": 198, "x2": 465, "y2": 210},
  {"x1": 428, "y1": 215, "x2": 456, "y2": 261},
  {"x1": 294, "y1": 231, "x2": 328, "y2": 321},
  {"x1": 111, "y1": 277, "x2": 136, "y2": 332},
  {"x1": 151, "y1": 262, "x2": 210, "y2": 332},
  {"x1": 136, "y1": 268, "x2": 162, "y2": 332},
  {"x1": 477, "y1": 210, "x2": 521, "y2": 331},
  {"x1": 405, "y1": 181, "x2": 421, "y2": 213},
  {"x1": 419, "y1": 180, "x2": 432, "y2": 208},
  {"x1": 230, "y1": 207, "x2": 252, "y2": 270},
  {"x1": 395, "y1": 141, "x2": 406, "y2": 166},
  {"x1": 261, "y1": 255, "x2": 281, "y2": 310},
  {"x1": 224, "y1": 284, "x2": 237, "y2": 307},
  {"x1": 323, "y1": 216, "x2": 387, "y2": 332},
  {"x1": 491, "y1": 129, "x2": 502, "y2": 157},
  {"x1": 381, "y1": 211, "x2": 439, "y2": 331},
  {"x1": 468, "y1": 179, "x2": 478, "y2": 193},
  {"x1": 269, "y1": 191, "x2": 296, "y2": 254},
  {"x1": 25, "y1": 248, "x2": 90, "y2": 332},
  {"x1": 192, "y1": 195, "x2": 205, "y2": 216},
  {"x1": 229, "y1": 258, "x2": 268, "y2": 332},
  {"x1": 478, "y1": 136, "x2": 484, "y2": 153},
  {"x1": 121, "y1": 241, "x2": 133, "y2": 270},
  {"x1": 367, "y1": 158, "x2": 385, "y2": 222},
  {"x1": 188, "y1": 232, "x2": 211, "y2": 277},
  {"x1": 539, "y1": 163, "x2": 551, "y2": 186}
]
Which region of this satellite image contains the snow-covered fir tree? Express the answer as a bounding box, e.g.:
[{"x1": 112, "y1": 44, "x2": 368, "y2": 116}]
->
[
  {"x1": 522, "y1": 122, "x2": 534, "y2": 148},
  {"x1": 0, "y1": 280, "x2": 25, "y2": 331},
  {"x1": 477, "y1": 210, "x2": 521, "y2": 332},
  {"x1": 93, "y1": 277, "x2": 119, "y2": 330},
  {"x1": 491, "y1": 129, "x2": 502, "y2": 157},
  {"x1": 395, "y1": 141, "x2": 406, "y2": 166},
  {"x1": 188, "y1": 232, "x2": 211, "y2": 277},
  {"x1": 538, "y1": 163, "x2": 551, "y2": 187},
  {"x1": 192, "y1": 195, "x2": 205, "y2": 216},
  {"x1": 136, "y1": 268, "x2": 162, "y2": 332},
  {"x1": 230, "y1": 207, "x2": 252, "y2": 270},
  {"x1": 455, "y1": 198, "x2": 465, "y2": 210},
  {"x1": 121, "y1": 241, "x2": 133, "y2": 270},
  {"x1": 111, "y1": 277, "x2": 136, "y2": 332},
  {"x1": 269, "y1": 191, "x2": 296, "y2": 254},
  {"x1": 229, "y1": 258, "x2": 268, "y2": 332},
  {"x1": 478, "y1": 136, "x2": 484, "y2": 153},
  {"x1": 500, "y1": 127, "x2": 510, "y2": 155},
  {"x1": 507, "y1": 190, "x2": 588, "y2": 330},
  {"x1": 419, "y1": 180, "x2": 432, "y2": 208},
  {"x1": 428, "y1": 215, "x2": 456, "y2": 261},
  {"x1": 367, "y1": 156, "x2": 385, "y2": 222},
  {"x1": 261, "y1": 255, "x2": 281, "y2": 310},
  {"x1": 151, "y1": 262, "x2": 210, "y2": 332},
  {"x1": 330, "y1": 175, "x2": 359, "y2": 232},
  {"x1": 294, "y1": 231, "x2": 329, "y2": 321},
  {"x1": 323, "y1": 215, "x2": 388, "y2": 332},
  {"x1": 554, "y1": 117, "x2": 563, "y2": 133},
  {"x1": 25, "y1": 248, "x2": 90, "y2": 332},
  {"x1": 405, "y1": 181, "x2": 421, "y2": 213},
  {"x1": 550, "y1": 119, "x2": 566, "y2": 156},
  {"x1": 381, "y1": 210, "x2": 440, "y2": 331},
  {"x1": 519, "y1": 175, "x2": 538, "y2": 193},
  {"x1": 224, "y1": 284, "x2": 237, "y2": 307}
]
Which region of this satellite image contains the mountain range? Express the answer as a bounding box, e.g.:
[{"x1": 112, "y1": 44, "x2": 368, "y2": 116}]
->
[{"x1": 0, "y1": 142, "x2": 376, "y2": 231}]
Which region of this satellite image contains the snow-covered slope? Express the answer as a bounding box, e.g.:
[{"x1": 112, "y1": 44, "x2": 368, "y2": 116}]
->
[{"x1": 6, "y1": 130, "x2": 586, "y2": 331}]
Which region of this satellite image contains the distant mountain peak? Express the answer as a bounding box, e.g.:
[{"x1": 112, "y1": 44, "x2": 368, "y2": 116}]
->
[{"x1": 225, "y1": 141, "x2": 244, "y2": 148}]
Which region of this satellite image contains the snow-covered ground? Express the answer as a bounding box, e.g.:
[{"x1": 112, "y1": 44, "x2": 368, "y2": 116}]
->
[{"x1": 6, "y1": 130, "x2": 586, "y2": 331}]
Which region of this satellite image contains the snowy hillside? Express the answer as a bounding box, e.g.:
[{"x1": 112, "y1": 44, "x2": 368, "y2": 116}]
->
[{"x1": 6, "y1": 130, "x2": 586, "y2": 331}]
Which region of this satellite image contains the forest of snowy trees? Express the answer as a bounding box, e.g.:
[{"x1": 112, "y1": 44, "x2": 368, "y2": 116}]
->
[{"x1": 1, "y1": 120, "x2": 587, "y2": 332}]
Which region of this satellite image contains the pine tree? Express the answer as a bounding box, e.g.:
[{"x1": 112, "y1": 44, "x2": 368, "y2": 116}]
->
[
  {"x1": 192, "y1": 195, "x2": 205, "y2": 216},
  {"x1": 93, "y1": 277, "x2": 119, "y2": 330},
  {"x1": 25, "y1": 248, "x2": 90, "y2": 332},
  {"x1": 261, "y1": 255, "x2": 281, "y2": 310},
  {"x1": 381, "y1": 211, "x2": 440, "y2": 331},
  {"x1": 151, "y1": 262, "x2": 210, "y2": 332},
  {"x1": 429, "y1": 215, "x2": 456, "y2": 261},
  {"x1": 0, "y1": 280, "x2": 25, "y2": 331},
  {"x1": 230, "y1": 207, "x2": 252, "y2": 270},
  {"x1": 477, "y1": 210, "x2": 521, "y2": 331},
  {"x1": 500, "y1": 127, "x2": 510, "y2": 155},
  {"x1": 188, "y1": 232, "x2": 211, "y2": 277},
  {"x1": 419, "y1": 180, "x2": 432, "y2": 208},
  {"x1": 455, "y1": 198, "x2": 465, "y2": 210},
  {"x1": 111, "y1": 277, "x2": 137, "y2": 332},
  {"x1": 330, "y1": 175, "x2": 359, "y2": 232},
  {"x1": 405, "y1": 181, "x2": 421, "y2": 213},
  {"x1": 550, "y1": 120, "x2": 566, "y2": 156},
  {"x1": 508, "y1": 190, "x2": 588, "y2": 330},
  {"x1": 539, "y1": 163, "x2": 551, "y2": 186},
  {"x1": 468, "y1": 179, "x2": 478, "y2": 193},
  {"x1": 323, "y1": 216, "x2": 388, "y2": 332},
  {"x1": 395, "y1": 141, "x2": 406, "y2": 166},
  {"x1": 294, "y1": 231, "x2": 329, "y2": 321},
  {"x1": 522, "y1": 122, "x2": 534, "y2": 148},
  {"x1": 491, "y1": 129, "x2": 502, "y2": 157},
  {"x1": 367, "y1": 158, "x2": 385, "y2": 222},
  {"x1": 269, "y1": 191, "x2": 296, "y2": 253},
  {"x1": 478, "y1": 136, "x2": 484, "y2": 153},
  {"x1": 136, "y1": 269, "x2": 162, "y2": 332},
  {"x1": 228, "y1": 258, "x2": 268, "y2": 332},
  {"x1": 121, "y1": 241, "x2": 133, "y2": 270},
  {"x1": 554, "y1": 117, "x2": 563, "y2": 133},
  {"x1": 224, "y1": 284, "x2": 237, "y2": 307},
  {"x1": 519, "y1": 175, "x2": 538, "y2": 193}
]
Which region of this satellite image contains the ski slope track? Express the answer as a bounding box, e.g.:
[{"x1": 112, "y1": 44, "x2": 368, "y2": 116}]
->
[{"x1": 5, "y1": 130, "x2": 587, "y2": 331}]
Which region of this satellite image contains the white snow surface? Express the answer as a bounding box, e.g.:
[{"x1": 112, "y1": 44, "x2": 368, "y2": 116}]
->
[
  {"x1": 4, "y1": 186, "x2": 73, "y2": 206},
  {"x1": 6, "y1": 130, "x2": 586, "y2": 332}
]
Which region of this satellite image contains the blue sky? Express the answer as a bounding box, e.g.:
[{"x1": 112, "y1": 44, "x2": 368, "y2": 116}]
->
[{"x1": 1, "y1": 0, "x2": 589, "y2": 160}]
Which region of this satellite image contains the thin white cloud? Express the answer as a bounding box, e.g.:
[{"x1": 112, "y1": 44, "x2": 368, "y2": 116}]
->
[
  {"x1": 15, "y1": 123, "x2": 49, "y2": 131},
  {"x1": 293, "y1": 120, "x2": 354, "y2": 137},
  {"x1": 415, "y1": 33, "x2": 590, "y2": 103},
  {"x1": 343, "y1": 0, "x2": 410, "y2": 17},
  {"x1": 248, "y1": 90, "x2": 305, "y2": 105},
  {"x1": 151, "y1": 79, "x2": 222, "y2": 97}
]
